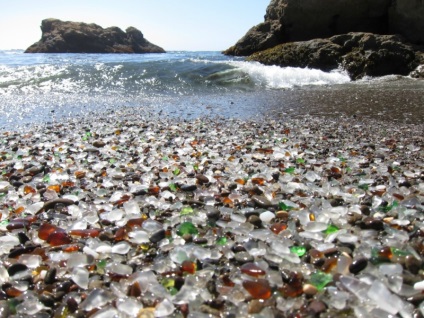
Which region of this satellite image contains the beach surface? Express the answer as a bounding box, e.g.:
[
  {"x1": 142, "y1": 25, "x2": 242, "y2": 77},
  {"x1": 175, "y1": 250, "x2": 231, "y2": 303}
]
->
[{"x1": 0, "y1": 107, "x2": 422, "y2": 317}]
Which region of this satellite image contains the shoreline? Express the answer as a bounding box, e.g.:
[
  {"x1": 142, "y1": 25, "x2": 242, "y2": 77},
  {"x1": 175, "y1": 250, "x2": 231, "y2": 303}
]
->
[
  {"x1": 0, "y1": 111, "x2": 423, "y2": 316},
  {"x1": 1, "y1": 77, "x2": 424, "y2": 132}
]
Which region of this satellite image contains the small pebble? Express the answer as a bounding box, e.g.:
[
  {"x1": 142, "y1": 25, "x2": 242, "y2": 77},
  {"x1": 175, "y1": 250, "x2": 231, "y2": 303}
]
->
[
  {"x1": 149, "y1": 229, "x2": 166, "y2": 243},
  {"x1": 92, "y1": 140, "x2": 106, "y2": 148},
  {"x1": 180, "y1": 184, "x2": 197, "y2": 192},
  {"x1": 349, "y1": 258, "x2": 368, "y2": 274}
]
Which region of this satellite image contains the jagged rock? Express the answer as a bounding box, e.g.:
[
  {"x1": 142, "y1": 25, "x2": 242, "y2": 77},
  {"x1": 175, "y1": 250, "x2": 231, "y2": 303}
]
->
[
  {"x1": 247, "y1": 33, "x2": 421, "y2": 79},
  {"x1": 25, "y1": 18, "x2": 165, "y2": 54},
  {"x1": 224, "y1": 0, "x2": 424, "y2": 56},
  {"x1": 410, "y1": 64, "x2": 424, "y2": 79}
]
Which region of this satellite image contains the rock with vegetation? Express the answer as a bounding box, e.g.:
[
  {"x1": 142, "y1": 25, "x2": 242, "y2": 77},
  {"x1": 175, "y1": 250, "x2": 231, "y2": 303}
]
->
[
  {"x1": 25, "y1": 18, "x2": 165, "y2": 54},
  {"x1": 247, "y1": 33, "x2": 422, "y2": 79}
]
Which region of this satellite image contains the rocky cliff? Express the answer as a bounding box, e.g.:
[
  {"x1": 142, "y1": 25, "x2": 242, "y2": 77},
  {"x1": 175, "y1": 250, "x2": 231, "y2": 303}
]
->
[
  {"x1": 25, "y1": 18, "x2": 165, "y2": 54},
  {"x1": 225, "y1": 0, "x2": 423, "y2": 56},
  {"x1": 224, "y1": 0, "x2": 423, "y2": 79}
]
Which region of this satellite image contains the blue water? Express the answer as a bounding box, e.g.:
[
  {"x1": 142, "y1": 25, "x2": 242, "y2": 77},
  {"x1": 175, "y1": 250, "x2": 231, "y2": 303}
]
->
[{"x1": 0, "y1": 50, "x2": 422, "y2": 130}]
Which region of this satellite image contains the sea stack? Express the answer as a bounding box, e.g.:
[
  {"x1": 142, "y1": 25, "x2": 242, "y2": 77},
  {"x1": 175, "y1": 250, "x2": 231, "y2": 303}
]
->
[{"x1": 25, "y1": 18, "x2": 165, "y2": 53}]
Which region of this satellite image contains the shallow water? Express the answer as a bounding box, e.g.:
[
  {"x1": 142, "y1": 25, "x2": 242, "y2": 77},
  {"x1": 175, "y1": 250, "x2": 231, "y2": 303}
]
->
[{"x1": 0, "y1": 50, "x2": 423, "y2": 130}]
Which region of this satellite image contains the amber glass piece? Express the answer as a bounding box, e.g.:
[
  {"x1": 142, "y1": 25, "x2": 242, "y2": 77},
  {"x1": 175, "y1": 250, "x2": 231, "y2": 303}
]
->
[
  {"x1": 14, "y1": 206, "x2": 25, "y2": 214},
  {"x1": 243, "y1": 279, "x2": 272, "y2": 300},
  {"x1": 128, "y1": 281, "x2": 142, "y2": 297},
  {"x1": 321, "y1": 257, "x2": 338, "y2": 273},
  {"x1": 87, "y1": 264, "x2": 96, "y2": 271},
  {"x1": 295, "y1": 190, "x2": 308, "y2": 198},
  {"x1": 114, "y1": 227, "x2": 127, "y2": 241},
  {"x1": 331, "y1": 167, "x2": 341, "y2": 174},
  {"x1": 309, "y1": 249, "x2": 324, "y2": 258},
  {"x1": 222, "y1": 197, "x2": 234, "y2": 207},
  {"x1": 309, "y1": 213, "x2": 316, "y2": 221},
  {"x1": 61, "y1": 181, "x2": 76, "y2": 188},
  {"x1": 251, "y1": 178, "x2": 266, "y2": 185},
  {"x1": 23, "y1": 185, "x2": 37, "y2": 195},
  {"x1": 46, "y1": 231, "x2": 72, "y2": 246},
  {"x1": 371, "y1": 189, "x2": 386, "y2": 197},
  {"x1": 257, "y1": 148, "x2": 274, "y2": 154},
  {"x1": 108, "y1": 273, "x2": 129, "y2": 282},
  {"x1": 47, "y1": 184, "x2": 61, "y2": 193},
  {"x1": 74, "y1": 171, "x2": 86, "y2": 179},
  {"x1": 240, "y1": 263, "x2": 266, "y2": 277},
  {"x1": 126, "y1": 217, "x2": 147, "y2": 229},
  {"x1": 6, "y1": 286, "x2": 22, "y2": 297},
  {"x1": 222, "y1": 274, "x2": 235, "y2": 287},
  {"x1": 112, "y1": 194, "x2": 131, "y2": 206},
  {"x1": 270, "y1": 223, "x2": 287, "y2": 234},
  {"x1": 63, "y1": 245, "x2": 80, "y2": 252},
  {"x1": 279, "y1": 283, "x2": 304, "y2": 298},
  {"x1": 181, "y1": 260, "x2": 197, "y2": 274},
  {"x1": 234, "y1": 178, "x2": 246, "y2": 185},
  {"x1": 69, "y1": 229, "x2": 101, "y2": 238},
  {"x1": 378, "y1": 246, "x2": 393, "y2": 260},
  {"x1": 38, "y1": 223, "x2": 64, "y2": 240},
  {"x1": 191, "y1": 152, "x2": 202, "y2": 158},
  {"x1": 393, "y1": 193, "x2": 404, "y2": 201},
  {"x1": 279, "y1": 271, "x2": 304, "y2": 298},
  {"x1": 148, "y1": 186, "x2": 160, "y2": 195}
]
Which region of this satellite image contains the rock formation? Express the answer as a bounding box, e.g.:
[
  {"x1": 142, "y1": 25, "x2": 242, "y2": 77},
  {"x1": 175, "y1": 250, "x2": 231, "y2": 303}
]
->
[
  {"x1": 25, "y1": 18, "x2": 165, "y2": 54},
  {"x1": 224, "y1": 0, "x2": 424, "y2": 79},
  {"x1": 247, "y1": 33, "x2": 422, "y2": 80},
  {"x1": 225, "y1": 0, "x2": 423, "y2": 56}
]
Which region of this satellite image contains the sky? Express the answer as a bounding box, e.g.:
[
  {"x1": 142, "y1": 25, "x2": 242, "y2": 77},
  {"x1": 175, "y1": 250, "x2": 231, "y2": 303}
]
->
[{"x1": 0, "y1": 0, "x2": 269, "y2": 51}]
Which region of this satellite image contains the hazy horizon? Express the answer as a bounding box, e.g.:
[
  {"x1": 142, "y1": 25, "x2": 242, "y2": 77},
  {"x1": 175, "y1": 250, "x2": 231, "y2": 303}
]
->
[{"x1": 0, "y1": 0, "x2": 269, "y2": 51}]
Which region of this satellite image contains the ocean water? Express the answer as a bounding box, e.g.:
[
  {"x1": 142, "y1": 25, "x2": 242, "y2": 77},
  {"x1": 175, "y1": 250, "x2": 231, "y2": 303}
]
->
[{"x1": 0, "y1": 50, "x2": 423, "y2": 130}]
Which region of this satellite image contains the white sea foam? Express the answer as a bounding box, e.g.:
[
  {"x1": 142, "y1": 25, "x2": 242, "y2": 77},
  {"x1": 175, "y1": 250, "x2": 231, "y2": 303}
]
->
[{"x1": 226, "y1": 61, "x2": 351, "y2": 88}]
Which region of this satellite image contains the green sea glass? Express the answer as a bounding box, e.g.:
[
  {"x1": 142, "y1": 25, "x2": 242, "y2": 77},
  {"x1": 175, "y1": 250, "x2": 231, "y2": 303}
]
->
[
  {"x1": 324, "y1": 224, "x2": 339, "y2": 234},
  {"x1": 284, "y1": 167, "x2": 295, "y2": 174},
  {"x1": 278, "y1": 202, "x2": 293, "y2": 211},
  {"x1": 290, "y1": 246, "x2": 306, "y2": 257},
  {"x1": 177, "y1": 222, "x2": 198, "y2": 236},
  {"x1": 217, "y1": 237, "x2": 227, "y2": 245},
  {"x1": 180, "y1": 206, "x2": 194, "y2": 215},
  {"x1": 309, "y1": 271, "x2": 333, "y2": 291}
]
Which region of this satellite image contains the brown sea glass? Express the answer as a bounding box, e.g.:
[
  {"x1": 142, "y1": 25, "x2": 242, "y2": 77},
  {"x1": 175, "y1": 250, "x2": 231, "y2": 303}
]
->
[
  {"x1": 240, "y1": 263, "x2": 266, "y2": 277},
  {"x1": 242, "y1": 279, "x2": 272, "y2": 300},
  {"x1": 46, "y1": 231, "x2": 72, "y2": 246}
]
